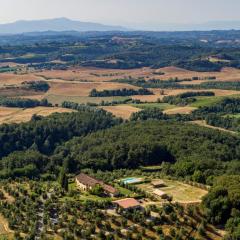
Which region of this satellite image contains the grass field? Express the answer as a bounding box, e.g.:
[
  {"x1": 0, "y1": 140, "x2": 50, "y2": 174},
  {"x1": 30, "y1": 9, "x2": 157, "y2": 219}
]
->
[
  {"x1": 225, "y1": 113, "x2": 240, "y2": 118},
  {"x1": 0, "y1": 106, "x2": 74, "y2": 124},
  {"x1": 137, "y1": 179, "x2": 208, "y2": 204},
  {"x1": 163, "y1": 106, "x2": 197, "y2": 115},
  {"x1": 131, "y1": 102, "x2": 175, "y2": 110},
  {"x1": 190, "y1": 94, "x2": 240, "y2": 108},
  {"x1": 190, "y1": 96, "x2": 224, "y2": 107}
]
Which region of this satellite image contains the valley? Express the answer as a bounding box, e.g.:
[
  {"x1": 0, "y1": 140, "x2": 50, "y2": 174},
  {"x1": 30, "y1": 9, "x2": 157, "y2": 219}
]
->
[{"x1": 0, "y1": 30, "x2": 240, "y2": 239}]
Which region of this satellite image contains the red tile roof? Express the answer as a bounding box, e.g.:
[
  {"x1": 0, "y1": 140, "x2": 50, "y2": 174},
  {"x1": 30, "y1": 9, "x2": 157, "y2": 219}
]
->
[
  {"x1": 76, "y1": 173, "x2": 99, "y2": 187},
  {"x1": 76, "y1": 173, "x2": 118, "y2": 194},
  {"x1": 113, "y1": 198, "x2": 141, "y2": 209}
]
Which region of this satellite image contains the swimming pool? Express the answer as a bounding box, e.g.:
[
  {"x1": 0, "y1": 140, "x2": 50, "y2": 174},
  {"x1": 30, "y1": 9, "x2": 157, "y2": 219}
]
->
[{"x1": 122, "y1": 177, "x2": 143, "y2": 184}]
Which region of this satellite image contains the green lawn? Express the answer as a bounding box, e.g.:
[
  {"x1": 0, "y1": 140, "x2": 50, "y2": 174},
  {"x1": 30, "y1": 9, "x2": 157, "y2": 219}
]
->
[
  {"x1": 116, "y1": 186, "x2": 136, "y2": 197},
  {"x1": 190, "y1": 96, "x2": 224, "y2": 107},
  {"x1": 225, "y1": 113, "x2": 240, "y2": 119},
  {"x1": 131, "y1": 102, "x2": 176, "y2": 110},
  {"x1": 190, "y1": 94, "x2": 240, "y2": 108}
]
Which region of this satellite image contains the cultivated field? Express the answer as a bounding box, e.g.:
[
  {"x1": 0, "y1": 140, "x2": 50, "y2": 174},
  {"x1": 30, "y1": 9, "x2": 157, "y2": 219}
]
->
[
  {"x1": 163, "y1": 107, "x2": 197, "y2": 115},
  {"x1": 1, "y1": 67, "x2": 240, "y2": 103},
  {"x1": 100, "y1": 105, "x2": 141, "y2": 119},
  {"x1": 0, "y1": 106, "x2": 74, "y2": 124},
  {"x1": 47, "y1": 81, "x2": 139, "y2": 97},
  {"x1": 132, "y1": 89, "x2": 240, "y2": 103},
  {"x1": 156, "y1": 66, "x2": 240, "y2": 82},
  {"x1": 36, "y1": 66, "x2": 240, "y2": 83},
  {"x1": 1, "y1": 66, "x2": 240, "y2": 123},
  {"x1": 35, "y1": 67, "x2": 159, "y2": 82},
  {"x1": 0, "y1": 72, "x2": 43, "y2": 87}
]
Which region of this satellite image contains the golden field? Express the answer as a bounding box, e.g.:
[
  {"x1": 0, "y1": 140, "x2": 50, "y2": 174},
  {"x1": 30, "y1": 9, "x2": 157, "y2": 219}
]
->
[{"x1": 0, "y1": 106, "x2": 74, "y2": 124}]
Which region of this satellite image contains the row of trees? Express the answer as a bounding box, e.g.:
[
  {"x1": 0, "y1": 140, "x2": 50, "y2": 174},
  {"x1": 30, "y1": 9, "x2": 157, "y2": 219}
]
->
[
  {"x1": 0, "y1": 97, "x2": 51, "y2": 108},
  {"x1": 162, "y1": 91, "x2": 215, "y2": 106},
  {"x1": 113, "y1": 77, "x2": 240, "y2": 91},
  {"x1": 89, "y1": 88, "x2": 153, "y2": 97}
]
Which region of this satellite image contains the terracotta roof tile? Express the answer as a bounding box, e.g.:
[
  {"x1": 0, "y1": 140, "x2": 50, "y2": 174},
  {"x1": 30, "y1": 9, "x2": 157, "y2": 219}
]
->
[
  {"x1": 76, "y1": 173, "x2": 118, "y2": 194},
  {"x1": 113, "y1": 198, "x2": 141, "y2": 209}
]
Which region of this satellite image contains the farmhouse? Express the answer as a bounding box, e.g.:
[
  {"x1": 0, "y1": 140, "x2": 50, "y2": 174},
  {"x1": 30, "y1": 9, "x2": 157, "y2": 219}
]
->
[
  {"x1": 75, "y1": 173, "x2": 118, "y2": 197},
  {"x1": 151, "y1": 180, "x2": 166, "y2": 188},
  {"x1": 113, "y1": 198, "x2": 141, "y2": 210}
]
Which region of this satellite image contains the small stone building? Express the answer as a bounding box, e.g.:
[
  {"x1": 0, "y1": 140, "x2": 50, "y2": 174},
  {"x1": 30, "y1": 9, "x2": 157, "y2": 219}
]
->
[
  {"x1": 153, "y1": 189, "x2": 168, "y2": 198},
  {"x1": 151, "y1": 180, "x2": 166, "y2": 188}
]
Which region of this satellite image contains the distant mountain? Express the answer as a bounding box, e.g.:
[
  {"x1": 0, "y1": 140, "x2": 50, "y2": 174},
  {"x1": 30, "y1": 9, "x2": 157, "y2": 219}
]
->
[{"x1": 0, "y1": 18, "x2": 128, "y2": 34}]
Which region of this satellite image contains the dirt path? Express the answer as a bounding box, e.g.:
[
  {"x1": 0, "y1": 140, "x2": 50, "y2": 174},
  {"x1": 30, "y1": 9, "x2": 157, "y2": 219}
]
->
[
  {"x1": 191, "y1": 120, "x2": 237, "y2": 134},
  {"x1": 35, "y1": 191, "x2": 56, "y2": 240}
]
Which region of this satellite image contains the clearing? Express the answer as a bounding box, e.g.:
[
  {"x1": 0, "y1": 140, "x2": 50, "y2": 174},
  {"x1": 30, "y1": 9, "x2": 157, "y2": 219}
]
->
[
  {"x1": 163, "y1": 107, "x2": 197, "y2": 115},
  {"x1": 100, "y1": 105, "x2": 141, "y2": 119}
]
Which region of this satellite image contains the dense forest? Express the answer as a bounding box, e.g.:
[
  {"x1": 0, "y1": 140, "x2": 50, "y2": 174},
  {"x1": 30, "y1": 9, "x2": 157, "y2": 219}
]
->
[
  {"x1": 54, "y1": 121, "x2": 240, "y2": 178},
  {"x1": 203, "y1": 175, "x2": 240, "y2": 238},
  {"x1": 1, "y1": 31, "x2": 240, "y2": 71},
  {"x1": 0, "y1": 108, "x2": 121, "y2": 160}
]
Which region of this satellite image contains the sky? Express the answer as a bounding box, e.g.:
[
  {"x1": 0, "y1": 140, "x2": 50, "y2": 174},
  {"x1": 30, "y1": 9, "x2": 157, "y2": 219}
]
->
[{"x1": 0, "y1": 0, "x2": 240, "y2": 29}]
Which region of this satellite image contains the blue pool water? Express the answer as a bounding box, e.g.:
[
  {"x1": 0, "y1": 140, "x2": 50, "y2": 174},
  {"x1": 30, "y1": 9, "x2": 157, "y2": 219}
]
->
[{"x1": 122, "y1": 177, "x2": 142, "y2": 184}]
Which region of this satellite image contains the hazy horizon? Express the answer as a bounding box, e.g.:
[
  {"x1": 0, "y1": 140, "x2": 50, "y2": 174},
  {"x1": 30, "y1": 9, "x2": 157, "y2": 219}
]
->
[{"x1": 1, "y1": 0, "x2": 240, "y2": 30}]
